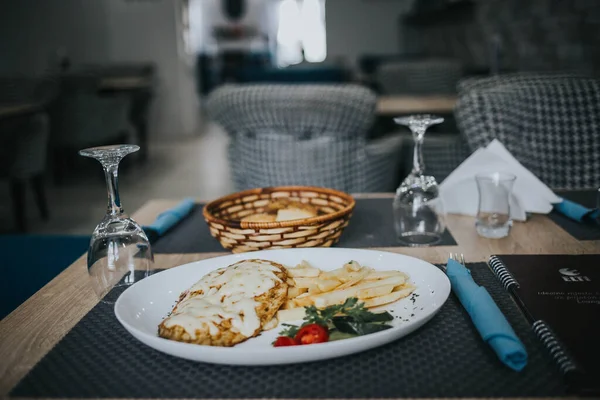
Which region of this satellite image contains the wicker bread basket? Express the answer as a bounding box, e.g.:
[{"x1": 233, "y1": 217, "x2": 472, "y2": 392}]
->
[{"x1": 203, "y1": 186, "x2": 355, "y2": 253}]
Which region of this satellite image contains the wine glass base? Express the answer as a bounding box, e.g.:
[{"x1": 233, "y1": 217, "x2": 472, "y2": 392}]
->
[
  {"x1": 397, "y1": 231, "x2": 442, "y2": 247},
  {"x1": 475, "y1": 223, "x2": 511, "y2": 239},
  {"x1": 98, "y1": 283, "x2": 132, "y2": 304}
]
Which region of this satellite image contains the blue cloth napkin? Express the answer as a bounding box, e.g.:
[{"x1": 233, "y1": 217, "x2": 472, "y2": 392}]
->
[
  {"x1": 446, "y1": 259, "x2": 528, "y2": 371},
  {"x1": 142, "y1": 198, "x2": 195, "y2": 238},
  {"x1": 554, "y1": 198, "x2": 599, "y2": 223}
]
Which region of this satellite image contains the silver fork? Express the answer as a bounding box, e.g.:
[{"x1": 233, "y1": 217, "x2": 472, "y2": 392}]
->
[
  {"x1": 451, "y1": 253, "x2": 466, "y2": 265},
  {"x1": 441, "y1": 253, "x2": 466, "y2": 272}
]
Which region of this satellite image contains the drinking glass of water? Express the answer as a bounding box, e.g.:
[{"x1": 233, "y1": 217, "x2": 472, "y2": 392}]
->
[{"x1": 475, "y1": 172, "x2": 516, "y2": 238}]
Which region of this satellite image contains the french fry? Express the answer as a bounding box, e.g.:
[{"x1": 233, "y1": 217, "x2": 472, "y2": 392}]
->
[
  {"x1": 287, "y1": 286, "x2": 308, "y2": 299},
  {"x1": 393, "y1": 282, "x2": 416, "y2": 292},
  {"x1": 294, "y1": 295, "x2": 315, "y2": 308},
  {"x1": 319, "y1": 268, "x2": 347, "y2": 280},
  {"x1": 287, "y1": 267, "x2": 321, "y2": 278},
  {"x1": 351, "y1": 275, "x2": 406, "y2": 290},
  {"x1": 293, "y1": 277, "x2": 320, "y2": 288},
  {"x1": 358, "y1": 284, "x2": 395, "y2": 299},
  {"x1": 335, "y1": 268, "x2": 370, "y2": 289},
  {"x1": 311, "y1": 286, "x2": 362, "y2": 308},
  {"x1": 317, "y1": 279, "x2": 341, "y2": 292},
  {"x1": 277, "y1": 307, "x2": 306, "y2": 322},
  {"x1": 285, "y1": 259, "x2": 416, "y2": 313},
  {"x1": 306, "y1": 284, "x2": 322, "y2": 295},
  {"x1": 281, "y1": 299, "x2": 296, "y2": 310},
  {"x1": 343, "y1": 260, "x2": 362, "y2": 272},
  {"x1": 362, "y1": 287, "x2": 415, "y2": 308},
  {"x1": 297, "y1": 260, "x2": 313, "y2": 269},
  {"x1": 364, "y1": 270, "x2": 409, "y2": 281}
]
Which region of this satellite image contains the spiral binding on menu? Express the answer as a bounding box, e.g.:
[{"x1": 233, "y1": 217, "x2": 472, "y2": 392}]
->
[
  {"x1": 532, "y1": 320, "x2": 578, "y2": 375},
  {"x1": 489, "y1": 255, "x2": 579, "y2": 377},
  {"x1": 488, "y1": 255, "x2": 519, "y2": 291}
]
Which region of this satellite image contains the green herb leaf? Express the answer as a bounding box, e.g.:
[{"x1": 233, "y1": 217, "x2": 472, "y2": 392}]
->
[
  {"x1": 279, "y1": 323, "x2": 300, "y2": 338},
  {"x1": 275, "y1": 297, "x2": 394, "y2": 340},
  {"x1": 331, "y1": 316, "x2": 393, "y2": 335},
  {"x1": 328, "y1": 329, "x2": 357, "y2": 341}
]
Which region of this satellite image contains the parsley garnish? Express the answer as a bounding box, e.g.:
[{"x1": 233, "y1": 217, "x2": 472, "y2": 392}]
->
[
  {"x1": 278, "y1": 297, "x2": 393, "y2": 340},
  {"x1": 278, "y1": 323, "x2": 300, "y2": 337},
  {"x1": 303, "y1": 297, "x2": 372, "y2": 325}
]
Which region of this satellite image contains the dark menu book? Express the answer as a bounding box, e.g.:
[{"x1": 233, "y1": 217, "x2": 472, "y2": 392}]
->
[{"x1": 489, "y1": 254, "x2": 600, "y2": 396}]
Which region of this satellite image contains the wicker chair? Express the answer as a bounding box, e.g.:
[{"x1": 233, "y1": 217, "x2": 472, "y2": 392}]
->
[
  {"x1": 456, "y1": 71, "x2": 591, "y2": 94},
  {"x1": 409, "y1": 73, "x2": 600, "y2": 188},
  {"x1": 455, "y1": 73, "x2": 600, "y2": 189},
  {"x1": 207, "y1": 84, "x2": 403, "y2": 193},
  {"x1": 0, "y1": 76, "x2": 56, "y2": 231}
]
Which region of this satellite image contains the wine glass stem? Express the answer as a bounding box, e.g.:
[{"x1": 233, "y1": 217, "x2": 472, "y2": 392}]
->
[
  {"x1": 103, "y1": 163, "x2": 123, "y2": 216},
  {"x1": 411, "y1": 127, "x2": 426, "y2": 175}
]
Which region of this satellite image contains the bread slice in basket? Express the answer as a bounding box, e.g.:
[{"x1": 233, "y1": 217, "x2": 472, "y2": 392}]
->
[{"x1": 158, "y1": 259, "x2": 288, "y2": 347}]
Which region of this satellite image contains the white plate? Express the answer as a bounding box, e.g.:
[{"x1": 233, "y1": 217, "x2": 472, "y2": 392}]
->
[{"x1": 115, "y1": 248, "x2": 450, "y2": 366}]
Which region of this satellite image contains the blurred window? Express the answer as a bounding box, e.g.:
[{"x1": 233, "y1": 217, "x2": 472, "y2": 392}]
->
[{"x1": 276, "y1": 0, "x2": 326, "y2": 67}]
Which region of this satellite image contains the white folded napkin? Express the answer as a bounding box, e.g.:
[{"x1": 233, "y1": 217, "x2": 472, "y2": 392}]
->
[{"x1": 439, "y1": 140, "x2": 561, "y2": 221}]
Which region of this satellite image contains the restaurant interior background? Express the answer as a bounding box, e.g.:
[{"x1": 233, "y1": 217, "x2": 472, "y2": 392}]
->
[{"x1": 0, "y1": 0, "x2": 598, "y2": 317}]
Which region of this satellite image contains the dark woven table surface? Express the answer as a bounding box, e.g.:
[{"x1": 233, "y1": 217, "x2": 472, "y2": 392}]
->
[{"x1": 11, "y1": 263, "x2": 565, "y2": 399}]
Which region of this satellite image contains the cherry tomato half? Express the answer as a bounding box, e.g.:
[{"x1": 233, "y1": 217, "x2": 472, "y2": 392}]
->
[
  {"x1": 295, "y1": 324, "x2": 329, "y2": 345},
  {"x1": 273, "y1": 336, "x2": 298, "y2": 347}
]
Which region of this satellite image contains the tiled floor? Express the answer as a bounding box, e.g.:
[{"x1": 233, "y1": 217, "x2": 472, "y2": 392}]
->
[{"x1": 0, "y1": 123, "x2": 232, "y2": 235}]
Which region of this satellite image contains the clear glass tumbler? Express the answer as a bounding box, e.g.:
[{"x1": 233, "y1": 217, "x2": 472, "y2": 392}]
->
[
  {"x1": 79, "y1": 145, "x2": 155, "y2": 304},
  {"x1": 393, "y1": 114, "x2": 446, "y2": 246},
  {"x1": 475, "y1": 172, "x2": 517, "y2": 239}
]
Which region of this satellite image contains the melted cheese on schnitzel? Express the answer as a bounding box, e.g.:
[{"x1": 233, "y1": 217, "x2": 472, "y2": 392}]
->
[{"x1": 162, "y1": 260, "x2": 284, "y2": 338}]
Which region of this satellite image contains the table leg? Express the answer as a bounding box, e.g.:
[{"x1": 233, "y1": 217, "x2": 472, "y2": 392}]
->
[
  {"x1": 10, "y1": 179, "x2": 27, "y2": 232},
  {"x1": 31, "y1": 173, "x2": 49, "y2": 220}
]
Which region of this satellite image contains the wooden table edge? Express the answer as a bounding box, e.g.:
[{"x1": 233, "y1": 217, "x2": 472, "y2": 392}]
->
[{"x1": 376, "y1": 95, "x2": 458, "y2": 115}]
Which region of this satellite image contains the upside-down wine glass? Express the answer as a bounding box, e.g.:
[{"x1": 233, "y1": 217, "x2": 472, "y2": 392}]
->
[
  {"x1": 79, "y1": 145, "x2": 155, "y2": 304},
  {"x1": 393, "y1": 115, "x2": 446, "y2": 246}
]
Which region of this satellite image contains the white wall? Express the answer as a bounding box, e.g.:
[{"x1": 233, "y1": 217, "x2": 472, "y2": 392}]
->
[
  {"x1": 0, "y1": 0, "x2": 199, "y2": 139},
  {"x1": 104, "y1": 0, "x2": 199, "y2": 139},
  {"x1": 325, "y1": 0, "x2": 412, "y2": 66}
]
